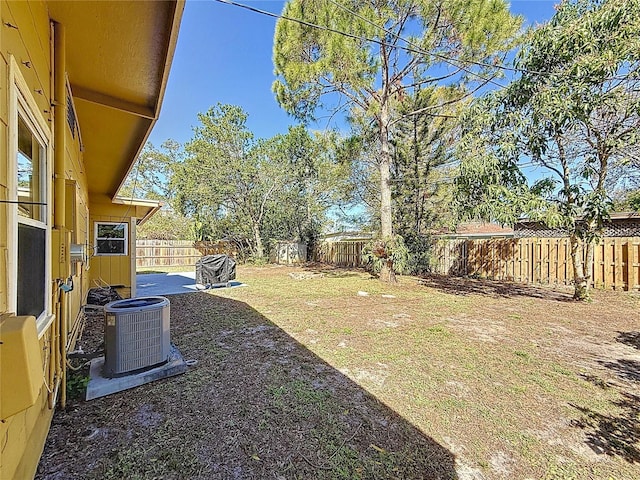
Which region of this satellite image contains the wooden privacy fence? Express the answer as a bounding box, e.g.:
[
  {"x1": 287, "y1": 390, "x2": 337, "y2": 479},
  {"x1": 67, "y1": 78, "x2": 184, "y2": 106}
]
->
[
  {"x1": 136, "y1": 240, "x2": 236, "y2": 268},
  {"x1": 313, "y1": 241, "x2": 367, "y2": 267},
  {"x1": 433, "y1": 237, "x2": 640, "y2": 291},
  {"x1": 136, "y1": 240, "x2": 199, "y2": 268}
]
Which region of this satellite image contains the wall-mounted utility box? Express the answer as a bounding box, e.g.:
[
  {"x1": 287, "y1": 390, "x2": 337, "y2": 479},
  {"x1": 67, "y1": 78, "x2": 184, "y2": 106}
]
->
[
  {"x1": 0, "y1": 314, "x2": 43, "y2": 420},
  {"x1": 70, "y1": 243, "x2": 86, "y2": 264},
  {"x1": 51, "y1": 228, "x2": 72, "y2": 280}
]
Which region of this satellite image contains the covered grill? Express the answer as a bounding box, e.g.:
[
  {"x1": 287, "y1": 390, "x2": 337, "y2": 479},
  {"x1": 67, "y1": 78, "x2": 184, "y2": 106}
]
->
[{"x1": 195, "y1": 254, "x2": 236, "y2": 288}]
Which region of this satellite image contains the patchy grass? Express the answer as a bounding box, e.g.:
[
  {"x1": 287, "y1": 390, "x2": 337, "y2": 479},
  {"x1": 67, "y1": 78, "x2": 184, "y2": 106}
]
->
[{"x1": 38, "y1": 265, "x2": 640, "y2": 479}]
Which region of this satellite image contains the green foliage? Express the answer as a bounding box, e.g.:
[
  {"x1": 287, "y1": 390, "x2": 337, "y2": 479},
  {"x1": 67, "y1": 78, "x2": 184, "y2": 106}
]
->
[
  {"x1": 172, "y1": 104, "x2": 348, "y2": 258},
  {"x1": 392, "y1": 86, "x2": 462, "y2": 259},
  {"x1": 627, "y1": 192, "x2": 640, "y2": 212},
  {"x1": 274, "y1": 0, "x2": 521, "y2": 121},
  {"x1": 119, "y1": 140, "x2": 181, "y2": 201},
  {"x1": 613, "y1": 189, "x2": 640, "y2": 212},
  {"x1": 401, "y1": 232, "x2": 436, "y2": 276},
  {"x1": 66, "y1": 372, "x2": 89, "y2": 401},
  {"x1": 456, "y1": 0, "x2": 640, "y2": 299},
  {"x1": 188, "y1": 217, "x2": 214, "y2": 242},
  {"x1": 362, "y1": 235, "x2": 410, "y2": 275},
  {"x1": 274, "y1": 0, "x2": 521, "y2": 277},
  {"x1": 137, "y1": 210, "x2": 191, "y2": 240},
  {"x1": 458, "y1": 0, "x2": 640, "y2": 229},
  {"x1": 120, "y1": 140, "x2": 196, "y2": 240}
]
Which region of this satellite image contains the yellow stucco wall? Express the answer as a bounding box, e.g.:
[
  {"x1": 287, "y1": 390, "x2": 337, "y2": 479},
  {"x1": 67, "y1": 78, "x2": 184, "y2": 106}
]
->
[
  {"x1": 89, "y1": 194, "x2": 137, "y2": 289},
  {"x1": 1, "y1": 2, "x2": 55, "y2": 477},
  {"x1": 0, "y1": 0, "x2": 8, "y2": 314},
  {"x1": 2, "y1": 2, "x2": 90, "y2": 478},
  {"x1": 1, "y1": 0, "x2": 176, "y2": 476},
  {"x1": 2, "y1": 0, "x2": 181, "y2": 475}
]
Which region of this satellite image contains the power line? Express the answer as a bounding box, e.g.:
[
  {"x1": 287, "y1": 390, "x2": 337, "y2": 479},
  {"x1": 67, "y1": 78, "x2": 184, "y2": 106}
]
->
[
  {"x1": 324, "y1": 0, "x2": 510, "y2": 85},
  {"x1": 215, "y1": 0, "x2": 633, "y2": 84},
  {"x1": 215, "y1": 0, "x2": 520, "y2": 80},
  {"x1": 216, "y1": 0, "x2": 515, "y2": 82}
]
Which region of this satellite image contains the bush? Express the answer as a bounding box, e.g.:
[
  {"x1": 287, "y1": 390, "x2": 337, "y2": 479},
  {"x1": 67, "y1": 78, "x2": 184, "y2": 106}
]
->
[
  {"x1": 362, "y1": 235, "x2": 410, "y2": 275},
  {"x1": 402, "y1": 233, "x2": 434, "y2": 275},
  {"x1": 245, "y1": 255, "x2": 268, "y2": 266}
]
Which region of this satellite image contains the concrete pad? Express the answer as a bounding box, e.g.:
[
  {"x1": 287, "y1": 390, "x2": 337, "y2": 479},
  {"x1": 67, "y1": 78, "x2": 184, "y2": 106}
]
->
[
  {"x1": 86, "y1": 344, "x2": 188, "y2": 400},
  {"x1": 136, "y1": 271, "x2": 246, "y2": 296}
]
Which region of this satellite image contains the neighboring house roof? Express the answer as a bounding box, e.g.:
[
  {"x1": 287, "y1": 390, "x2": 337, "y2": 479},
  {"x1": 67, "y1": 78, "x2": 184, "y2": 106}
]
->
[
  {"x1": 321, "y1": 231, "x2": 374, "y2": 242},
  {"x1": 435, "y1": 221, "x2": 514, "y2": 239},
  {"x1": 47, "y1": 1, "x2": 185, "y2": 198},
  {"x1": 515, "y1": 212, "x2": 640, "y2": 238}
]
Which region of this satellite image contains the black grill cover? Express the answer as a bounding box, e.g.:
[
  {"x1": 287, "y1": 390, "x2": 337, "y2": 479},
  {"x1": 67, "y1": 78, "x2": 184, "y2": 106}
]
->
[{"x1": 196, "y1": 254, "x2": 236, "y2": 286}]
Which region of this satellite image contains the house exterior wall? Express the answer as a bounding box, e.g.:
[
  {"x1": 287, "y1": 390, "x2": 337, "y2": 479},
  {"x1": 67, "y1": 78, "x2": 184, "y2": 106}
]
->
[
  {"x1": 1, "y1": 1, "x2": 183, "y2": 476},
  {"x1": 89, "y1": 194, "x2": 137, "y2": 289},
  {"x1": 1, "y1": 3, "x2": 132, "y2": 477},
  {"x1": 1, "y1": 3, "x2": 59, "y2": 478},
  {"x1": 0, "y1": 0, "x2": 7, "y2": 314}
]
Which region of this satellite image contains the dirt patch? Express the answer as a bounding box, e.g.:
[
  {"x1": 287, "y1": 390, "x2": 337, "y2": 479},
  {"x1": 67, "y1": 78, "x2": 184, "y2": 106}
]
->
[{"x1": 37, "y1": 266, "x2": 640, "y2": 479}]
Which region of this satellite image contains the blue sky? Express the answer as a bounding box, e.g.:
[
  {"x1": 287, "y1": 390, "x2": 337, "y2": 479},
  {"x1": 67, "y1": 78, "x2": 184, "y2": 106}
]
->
[{"x1": 149, "y1": 0, "x2": 559, "y2": 147}]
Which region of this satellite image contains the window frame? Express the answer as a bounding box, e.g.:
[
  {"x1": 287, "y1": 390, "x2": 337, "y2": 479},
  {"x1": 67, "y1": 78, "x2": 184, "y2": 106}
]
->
[
  {"x1": 94, "y1": 221, "x2": 129, "y2": 256},
  {"x1": 7, "y1": 56, "x2": 53, "y2": 335}
]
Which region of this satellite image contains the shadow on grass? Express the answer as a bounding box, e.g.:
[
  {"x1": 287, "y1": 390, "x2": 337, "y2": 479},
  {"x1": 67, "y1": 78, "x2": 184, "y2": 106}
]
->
[
  {"x1": 616, "y1": 331, "x2": 640, "y2": 350},
  {"x1": 303, "y1": 263, "x2": 367, "y2": 279},
  {"x1": 598, "y1": 359, "x2": 640, "y2": 383},
  {"x1": 37, "y1": 292, "x2": 458, "y2": 480},
  {"x1": 418, "y1": 274, "x2": 574, "y2": 301},
  {"x1": 570, "y1": 392, "x2": 640, "y2": 463}
]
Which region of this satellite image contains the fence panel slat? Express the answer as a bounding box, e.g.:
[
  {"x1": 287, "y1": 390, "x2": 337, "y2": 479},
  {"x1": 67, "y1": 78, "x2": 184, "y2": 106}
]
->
[
  {"x1": 309, "y1": 236, "x2": 640, "y2": 292},
  {"x1": 629, "y1": 241, "x2": 640, "y2": 290},
  {"x1": 136, "y1": 240, "x2": 236, "y2": 268}
]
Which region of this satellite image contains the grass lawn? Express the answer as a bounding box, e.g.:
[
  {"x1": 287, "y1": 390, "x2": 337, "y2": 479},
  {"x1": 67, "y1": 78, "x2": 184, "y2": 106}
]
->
[{"x1": 38, "y1": 265, "x2": 640, "y2": 479}]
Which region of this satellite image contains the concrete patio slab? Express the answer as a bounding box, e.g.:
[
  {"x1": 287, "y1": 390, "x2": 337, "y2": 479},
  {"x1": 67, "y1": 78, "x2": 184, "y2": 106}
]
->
[
  {"x1": 136, "y1": 271, "x2": 245, "y2": 296},
  {"x1": 86, "y1": 344, "x2": 188, "y2": 400}
]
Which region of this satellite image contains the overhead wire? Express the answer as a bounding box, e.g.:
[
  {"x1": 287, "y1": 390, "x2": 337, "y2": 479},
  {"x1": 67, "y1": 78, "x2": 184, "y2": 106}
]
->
[
  {"x1": 214, "y1": 0, "x2": 634, "y2": 83},
  {"x1": 215, "y1": 0, "x2": 513, "y2": 84},
  {"x1": 213, "y1": 0, "x2": 633, "y2": 188},
  {"x1": 324, "y1": 0, "x2": 508, "y2": 89},
  {"x1": 214, "y1": 0, "x2": 511, "y2": 129}
]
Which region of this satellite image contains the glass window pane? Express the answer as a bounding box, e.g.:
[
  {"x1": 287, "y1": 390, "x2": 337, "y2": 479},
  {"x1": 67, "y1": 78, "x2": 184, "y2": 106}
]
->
[
  {"x1": 17, "y1": 115, "x2": 43, "y2": 222},
  {"x1": 17, "y1": 223, "x2": 46, "y2": 317},
  {"x1": 97, "y1": 223, "x2": 126, "y2": 239},
  {"x1": 97, "y1": 239, "x2": 125, "y2": 255}
]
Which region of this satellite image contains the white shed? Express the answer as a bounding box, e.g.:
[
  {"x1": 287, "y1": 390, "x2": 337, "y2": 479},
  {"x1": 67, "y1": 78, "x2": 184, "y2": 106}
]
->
[{"x1": 272, "y1": 241, "x2": 307, "y2": 264}]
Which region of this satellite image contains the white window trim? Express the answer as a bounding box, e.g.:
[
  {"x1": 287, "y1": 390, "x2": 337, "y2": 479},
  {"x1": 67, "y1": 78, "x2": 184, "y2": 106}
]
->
[
  {"x1": 130, "y1": 217, "x2": 137, "y2": 297},
  {"x1": 94, "y1": 221, "x2": 129, "y2": 256},
  {"x1": 7, "y1": 56, "x2": 53, "y2": 334}
]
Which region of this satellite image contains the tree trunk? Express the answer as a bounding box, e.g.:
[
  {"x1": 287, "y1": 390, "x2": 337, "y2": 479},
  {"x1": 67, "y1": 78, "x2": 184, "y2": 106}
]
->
[
  {"x1": 379, "y1": 103, "x2": 396, "y2": 283},
  {"x1": 583, "y1": 238, "x2": 595, "y2": 297},
  {"x1": 253, "y1": 223, "x2": 264, "y2": 259},
  {"x1": 379, "y1": 259, "x2": 397, "y2": 283},
  {"x1": 569, "y1": 234, "x2": 589, "y2": 300}
]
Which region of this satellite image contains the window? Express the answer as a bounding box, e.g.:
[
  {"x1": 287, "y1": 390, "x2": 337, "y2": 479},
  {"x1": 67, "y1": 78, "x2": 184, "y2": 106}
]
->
[
  {"x1": 95, "y1": 222, "x2": 128, "y2": 255},
  {"x1": 17, "y1": 113, "x2": 47, "y2": 317},
  {"x1": 17, "y1": 116, "x2": 45, "y2": 222},
  {"x1": 8, "y1": 55, "x2": 51, "y2": 323}
]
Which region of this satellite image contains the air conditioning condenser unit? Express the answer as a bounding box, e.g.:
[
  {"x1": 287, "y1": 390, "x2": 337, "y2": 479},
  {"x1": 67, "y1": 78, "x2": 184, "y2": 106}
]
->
[{"x1": 104, "y1": 296, "x2": 170, "y2": 378}]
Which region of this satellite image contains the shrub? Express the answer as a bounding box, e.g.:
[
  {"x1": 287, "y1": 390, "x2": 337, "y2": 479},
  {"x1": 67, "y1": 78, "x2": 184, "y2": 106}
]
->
[{"x1": 362, "y1": 235, "x2": 410, "y2": 275}]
